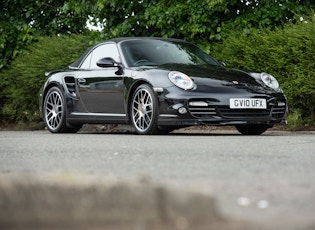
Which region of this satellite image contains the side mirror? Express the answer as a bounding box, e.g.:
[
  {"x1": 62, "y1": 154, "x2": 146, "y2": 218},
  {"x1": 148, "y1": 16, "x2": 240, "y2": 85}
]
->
[
  {"x1": 96, "y1": 57, "x2": 117, "y2": 68},
  {"x1": 218, "y1": 60, "x2": 226, "y2": 67}
]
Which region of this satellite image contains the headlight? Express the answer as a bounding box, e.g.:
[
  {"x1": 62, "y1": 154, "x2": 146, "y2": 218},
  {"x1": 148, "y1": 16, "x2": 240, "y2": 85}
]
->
[
  {"x1": 168, "y1": 71, "x2": 194, "y2": 90},
  {"x1": 260, "y1": 72, "x2": 279, "y2": 90}
]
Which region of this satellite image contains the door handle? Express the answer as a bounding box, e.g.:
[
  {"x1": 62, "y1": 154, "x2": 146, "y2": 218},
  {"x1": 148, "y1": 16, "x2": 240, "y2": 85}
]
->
[{"x1": 78, "y1": 78, "x2": 86, "y2": 84}]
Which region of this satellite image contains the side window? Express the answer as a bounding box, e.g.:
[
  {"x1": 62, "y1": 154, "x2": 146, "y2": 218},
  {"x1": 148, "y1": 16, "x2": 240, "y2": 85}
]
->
[{"x1": 90, "y1": 43, "x2": 120, "y2": 69}]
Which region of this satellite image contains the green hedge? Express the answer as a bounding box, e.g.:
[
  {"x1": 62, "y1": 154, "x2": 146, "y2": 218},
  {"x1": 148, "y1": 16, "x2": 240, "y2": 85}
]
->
[
  {"x1": 0, "y1": 35, "x2": 90, "y2": 123},
  {"x1": 211, "y1": 19, "x2": 315, "y2": 127}
]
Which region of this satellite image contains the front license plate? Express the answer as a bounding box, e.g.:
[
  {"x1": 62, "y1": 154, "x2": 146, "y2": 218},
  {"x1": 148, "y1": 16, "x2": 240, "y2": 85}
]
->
[{"x1": 230, "y1": 98, "x2": 267, "y2": 109}]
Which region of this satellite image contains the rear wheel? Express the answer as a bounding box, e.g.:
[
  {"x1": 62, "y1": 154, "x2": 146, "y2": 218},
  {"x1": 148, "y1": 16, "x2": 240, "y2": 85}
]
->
[
  {"x1": 235, "y1": 124, "x2": 270, "y2": 135},
  {"x1": 43, "y1": 87, "x2": 79, "y2": 133},
  {"x1": 130, "y1": 84, "x2": 159, "y2": 135}
]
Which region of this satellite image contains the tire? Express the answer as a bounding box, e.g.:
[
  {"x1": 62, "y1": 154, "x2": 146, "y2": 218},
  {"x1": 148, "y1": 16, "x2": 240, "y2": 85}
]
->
[
  {"x1": 130, "y1": 84, "x2": 159, "y2": 135},
  {"x1": 43, "y1": 87, "x2": 79, "y2": 133},
  {"x1": 235, "y1": 124, "x2": 270, "y2": 135}
]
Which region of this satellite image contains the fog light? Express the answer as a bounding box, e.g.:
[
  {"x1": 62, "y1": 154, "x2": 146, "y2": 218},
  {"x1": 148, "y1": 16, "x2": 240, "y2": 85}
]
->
[
  {"x1": 277, "y1": 101, "x2": 285, "y2": 106},
  {"x1": 178, "y1": 107, "x2": 187, "y2": 114}
]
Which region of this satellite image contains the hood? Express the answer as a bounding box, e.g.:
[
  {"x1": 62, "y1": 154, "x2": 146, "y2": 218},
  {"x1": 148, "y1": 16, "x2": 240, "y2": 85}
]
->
[
  {"x1": 158, "y1": 64, "x2": 260, "y2": 86},
  {"x1": 133, "y1": 64, "x2": 270, "y2": 94}
]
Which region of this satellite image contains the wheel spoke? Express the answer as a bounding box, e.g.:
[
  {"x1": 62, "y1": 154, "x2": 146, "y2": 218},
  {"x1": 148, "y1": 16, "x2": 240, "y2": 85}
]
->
[
  {"x1": 143, "y1": 116, "x2": 150, "y2": 127},
  {"x1": 144, "y1": 94, "x2": 151, "y2": 105},
  {"x1": 46, "y1": 101, "x2": 53, "y2": 107}
]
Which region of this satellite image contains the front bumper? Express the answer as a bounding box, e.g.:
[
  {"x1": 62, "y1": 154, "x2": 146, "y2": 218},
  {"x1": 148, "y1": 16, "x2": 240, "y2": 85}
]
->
[{"x1": 156, "y1": 87, "x2": 288, "y2": 127}]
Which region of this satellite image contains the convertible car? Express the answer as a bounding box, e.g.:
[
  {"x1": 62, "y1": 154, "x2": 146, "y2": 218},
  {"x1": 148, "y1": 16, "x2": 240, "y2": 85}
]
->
[{"x1": 39, "y1": 37, "x2": 287, "y2": 135}]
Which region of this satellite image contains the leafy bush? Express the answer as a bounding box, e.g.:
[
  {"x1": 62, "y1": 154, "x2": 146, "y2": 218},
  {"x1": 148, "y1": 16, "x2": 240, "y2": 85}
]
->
[
  {"x1": 211, "y1": 18, "x2": 315, "y2": 127},
  {"x1": 0, "y1": 35, "x2": 91, "y2": 123}
]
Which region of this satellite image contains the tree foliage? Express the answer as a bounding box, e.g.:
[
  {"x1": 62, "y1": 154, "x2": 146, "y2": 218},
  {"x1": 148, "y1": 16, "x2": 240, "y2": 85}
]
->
[
  {"x1": 0, "y1": 0, "x2": 90, "y2": 69},
  {"x1": 1, "y1": 0, "x2": 314, "y2": 69}
]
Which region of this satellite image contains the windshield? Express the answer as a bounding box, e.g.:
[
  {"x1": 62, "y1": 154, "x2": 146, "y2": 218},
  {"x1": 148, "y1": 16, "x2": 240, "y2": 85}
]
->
[{"x1": 120, "y1": 39, "x2": 220, "y2": 67}]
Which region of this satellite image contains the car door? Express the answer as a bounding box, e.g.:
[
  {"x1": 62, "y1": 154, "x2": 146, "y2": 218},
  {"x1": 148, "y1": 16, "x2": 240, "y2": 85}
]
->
[{"x1": 76, "y1": 43, "x2": 126, "y2": 115}]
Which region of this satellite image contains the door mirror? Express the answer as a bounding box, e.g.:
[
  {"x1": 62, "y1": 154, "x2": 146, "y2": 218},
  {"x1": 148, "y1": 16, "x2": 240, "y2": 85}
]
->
[
  {"x1": 218, "y1": 60, "x2": 226, "y2": 67},
  {"x1": 96, "y1": 57, "x2": 117, "y2": 68}
]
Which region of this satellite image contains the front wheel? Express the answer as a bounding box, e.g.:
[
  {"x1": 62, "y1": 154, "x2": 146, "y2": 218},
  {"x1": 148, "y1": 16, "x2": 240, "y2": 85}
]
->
[
  {"x1": 130, "y1": 84, "x2": 159, "y2": 135},
  {"x1": 235, "y1": 124, "x2": 270, "y2": 135}
]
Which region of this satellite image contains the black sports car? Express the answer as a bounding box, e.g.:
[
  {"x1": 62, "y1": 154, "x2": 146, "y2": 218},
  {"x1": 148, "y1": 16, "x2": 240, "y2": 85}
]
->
[{"x1": 39, "y1": 37, "x2": 287, "y2": 135}]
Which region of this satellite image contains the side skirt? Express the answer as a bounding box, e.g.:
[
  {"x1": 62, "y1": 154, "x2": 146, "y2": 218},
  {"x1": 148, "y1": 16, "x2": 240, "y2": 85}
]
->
[{"x1": 67, "y1": 112, "x2": 129, "y2": 125}]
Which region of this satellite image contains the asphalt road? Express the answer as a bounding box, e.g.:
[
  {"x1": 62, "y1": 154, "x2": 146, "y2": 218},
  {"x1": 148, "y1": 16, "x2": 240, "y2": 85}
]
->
[{"x1": 1, "y1": 129, "x2": 315, "y2": 229}]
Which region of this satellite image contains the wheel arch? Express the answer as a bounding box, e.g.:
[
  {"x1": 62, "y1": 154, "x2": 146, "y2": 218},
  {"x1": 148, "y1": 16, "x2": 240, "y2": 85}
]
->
[{"x1": 41, "y1": 74, "x2": 75, "y2": 113}]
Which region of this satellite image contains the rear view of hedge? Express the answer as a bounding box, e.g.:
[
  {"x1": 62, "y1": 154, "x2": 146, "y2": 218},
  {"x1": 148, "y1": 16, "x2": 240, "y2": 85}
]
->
[
  {"x1": 212, "y1": 18, "x2": 315, "y2": 127},
  {"x1": 0, "y1": 35, "x2": 90, "y2": 123}
]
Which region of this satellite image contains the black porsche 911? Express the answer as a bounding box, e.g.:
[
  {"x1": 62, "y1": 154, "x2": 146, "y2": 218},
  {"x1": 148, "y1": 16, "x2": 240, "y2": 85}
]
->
[{"x1": 39, "y1": 37, "x2": 287, "y2": 135}]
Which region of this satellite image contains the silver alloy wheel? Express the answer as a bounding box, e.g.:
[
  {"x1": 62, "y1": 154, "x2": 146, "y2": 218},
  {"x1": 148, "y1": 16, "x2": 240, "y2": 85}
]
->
[
  {"x1": 44, "y1": 89, "x2": 64, "y2": 131},
  {"x1": 131, "y1": 87, "x2": 154, "y2": 133}
]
